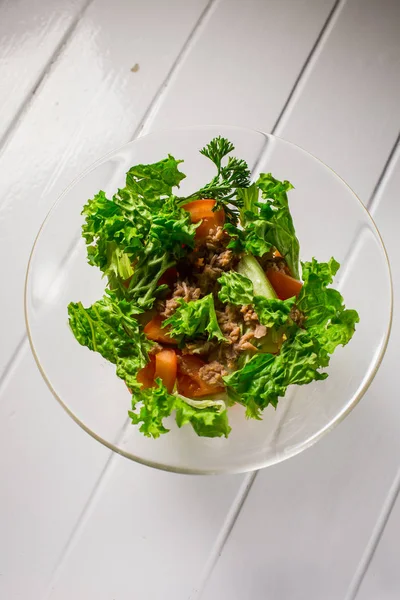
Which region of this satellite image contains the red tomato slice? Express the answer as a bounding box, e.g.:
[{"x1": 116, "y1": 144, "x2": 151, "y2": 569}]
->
[
  {"x1": 155, "y1": 348, "x2": 177, "y2": 394},
  {"x1": 177, "y1": 355, "x2": 225, "y2": 398},
  {"x1": 266, "y1": 269, "x2": 303, "y2": 300},
  {"x1": 136, "y1": 355, "x2": 156, "y2": 389},
  {"x1": 183, "y1": 199, "x2": 225, "y2": 241},
  {"x1": 143, "y1": 315, "x2": 177, "y2": 345}
]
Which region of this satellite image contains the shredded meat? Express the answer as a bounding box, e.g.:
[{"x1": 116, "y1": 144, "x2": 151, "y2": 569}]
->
[
  {"x1": 198, "y1": 360, "x2": 228, "y2": 387},
  {"x1": 261, "y1": 255, "x2": 290, "y2": 274},
  {"x1": 196, "y1": 264, "x2": 223, "y2": 295},
  {"x1": 235, "y1": 331, "x2": 257, "y2": 352},
  {"x1": 204, "y1": 226, "x2": 229, "y2": 251},
  {"x1": 289, "y1": 305, "x2": 305, "y2": 328},
  {"x1": 240, "y1": 304, "x2": 259, "y2": 326},
  {"x1": 212, "y1": 304, "x2": 259, "y2": 369},
  {"x1": 160, "y1": 279, "x2": 201, "y2": 318},
  {"x1": 210, "y1": 249, "x2": 232, "y2": 269},
  {"x1": 188, "y1": 226, "x2": 240, "y2": 295},
  {"x1": 217, "y1": 305, "x2": 241, "y2": 338}
]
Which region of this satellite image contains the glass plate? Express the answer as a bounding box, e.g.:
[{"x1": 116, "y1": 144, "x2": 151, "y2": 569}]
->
[{"x1": 25, "y1": 126, "x2": 392, "y2": 474}]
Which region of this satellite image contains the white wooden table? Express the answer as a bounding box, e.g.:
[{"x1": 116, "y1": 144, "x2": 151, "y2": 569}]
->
[{"x1": 1, "y1": 1, "x2": 400, "y2": 598}]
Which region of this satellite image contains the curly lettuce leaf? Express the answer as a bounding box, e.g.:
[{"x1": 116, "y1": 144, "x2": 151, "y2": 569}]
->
[
  {"x1": 253, "y1": 296, "x2": 296, "y2": 328},
  {"x1": 236, "y1": 184, "x2": 274, "y2": 256},
  {"x1": 174, "y1": 394, "x2": 231, "y2": 438},
  {"x1": 224, "y1": 329, "x2": 327, "y2": 418},
  {"x1": 164, "y1": 294, "x2": 225, "y2": 344},
  {"x1": 218, "y1": 270, "x2": 293, "y2": 328},
  {"x1": 81, "y1": 157, "x2": 196, "y2": 308},
  {"x1": 218, "y1": 271, "x2": 254, "y2": 305},
  {"x1": 298, "y1": 257, "x2": 359, "y2": 365},
  {"x1": 81, "y1": 152, "x2": 187, "y2": 271},
  {"x1": 129, "y1": 383, "x2": 231, "y2": 439},
  {"x1": 125, "y1": 155, "x2": 186, "y2": 203},
  {"x1": 224, "y1": 175, "x2": 299, "y2": 278},
  {"x1": 256, "y1": 173, "x2": 300, "y2": 278},
  {"x1": 224, "y1": 258, "x2": 359, "y2": 418},
  {"x1": 67, "y1": 292, "x2": 151, "y2": 391}
]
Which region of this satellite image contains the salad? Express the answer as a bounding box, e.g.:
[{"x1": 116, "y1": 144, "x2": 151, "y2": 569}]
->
[{"x1": 68, "y1": 136, "x2": 359, "y2": 439}]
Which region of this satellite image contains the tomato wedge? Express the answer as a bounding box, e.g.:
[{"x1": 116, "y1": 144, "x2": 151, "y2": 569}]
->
[
  {"x1": 266, "y1": 269, "x2": 303, "y2": 301},
  {"x1": 136, "y1": 355, "x2": 156, "y2": 389},
  {"x1": 183, "y1": 199, "x2": 225, "y2": 241},
  {"x1": 155, "y1": 348, "x2": 177, "y2": 393},
  {"x1": 176, "y1": 355, "x2": 225, "y2": 398},
  {"x1": 136, "y1": 349, "x2": 177, "y2": 393},
  {"x1": 143, "y1": 315, "x2": 177, "y2": 345}
]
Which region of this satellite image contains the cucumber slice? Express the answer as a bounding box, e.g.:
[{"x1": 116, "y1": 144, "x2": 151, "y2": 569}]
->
[{"x1": 237, "y1": 254, "x2": 277, "y2": 300}]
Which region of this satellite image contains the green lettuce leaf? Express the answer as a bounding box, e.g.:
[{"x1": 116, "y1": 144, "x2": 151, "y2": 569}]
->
[
  {"x1": 129, "y1": 383, "x2": 231, "y2": 439},
  {"x1": 81, "y1": 157, "x2": 196, "y2": 308},
  {"x1": 224, "y1": 329, "x2": 327, "y2": 418},
  {"x1": 217, "y1": 270, "x2": 293, "y2": 328},
  {"x1": 67, "y1": 292, "x2": 151, "y2": 391},
  {"x1": 218, "y1": 271, "x2": 254, "y2": 305},
  {"x1": 164, "y1": 294, "x2": 225, "y2": 343},
  {"x1": 297, "y1": 257, "x2": 359, "y2": 365},
  {"x1": 174, "y1": 394, "x2": 231, "y2": 438},
  {"x1": 224, "y1": 258, "x2": 359, "y2": 418},
  {"x1": 224, "y1": 175, "x2": 300, "y2": 277},
  {"x1": 253, "y1": 296, "x2": 296, "y2": 328},
  {"x1": 125, "y1": 154, "x2": 186, "y2": 202},
  {"x1": 256, "y1": 173, "x2": 300, "y2": 278}
]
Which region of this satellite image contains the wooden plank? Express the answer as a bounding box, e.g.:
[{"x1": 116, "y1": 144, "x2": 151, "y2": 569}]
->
[
  {"x1": 150, "y1": 0, "x2": 400, "y2": 204},
  {"x1": 350, "y1": 144, "x2": 400, "y2": 600},
  {"x1": 44, "y1": 461, "x2": 242, "y2": 600},
  {"x1": 0, "y1": 0, "x2": 87, "y2": 142},
  {"x1": 356, "y1": 496, "x2": 400, "y2": 600},
  {"x1": 148, "y1": 0, "x2": 336, "y2": 136},
  {"x1": 0, "y1": 352, "x2": 110, "y2": 600},
  {"x1": 28, "y1": 1, "x2": 340, "y2": 599},
  {"x1": 200, "y1": 1, "x2": 400, "y2": 598}
]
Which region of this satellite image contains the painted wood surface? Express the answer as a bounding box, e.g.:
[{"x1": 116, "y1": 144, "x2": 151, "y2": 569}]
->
[{"x1": 1, "y1": 1, "x2": 399, "y2": 598}]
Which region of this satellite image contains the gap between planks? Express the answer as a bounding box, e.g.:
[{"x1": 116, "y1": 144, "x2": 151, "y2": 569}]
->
[
  {"x1": 0, "y1": 0, "x2": 94, "y2": 164},
  {"x1": 343, "y1": 133, "x2": 400, "y2": 600}
]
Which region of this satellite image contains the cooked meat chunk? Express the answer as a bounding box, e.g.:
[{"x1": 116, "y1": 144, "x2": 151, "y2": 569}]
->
[
  {"x1": 235, "y1": 331, "x2": 257, "y2": 352},
  {"x1": 211, "y1": 249, "x2": 235, "y2": 270},
  {"x1": 217, "y1": 304, "x2": 242, "y2": 340},
  {"x1": 240, "y1": 304, "x2": 259, "y2": 326},
  {"x1": 198, "y1": 360, "x2": 228, "y2": 387},
  {"x1": 213, "y1": 332, "x2": 258, "y2": 370},
  {"x1": 259, "y1": 254, "x2": 289, "y2": 274},
  {"x1": 175, "y1": 280, "x2": 202, "y2": 302},
  {"x1": 204, "y1": 225, "x2": 229, "y2": 251},
  {"x1": 289, "y1": 305, "x2": 305, "y2": 328},
  {"x1": 196, "y1": 264, "x2": 222, "y2": 295},
  {"x1": 160, "y1": 279, "x2": 201, "y2": 318}
]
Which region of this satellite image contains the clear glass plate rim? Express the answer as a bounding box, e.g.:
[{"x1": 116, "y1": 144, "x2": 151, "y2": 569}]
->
[{"x1": 24, "y1": 125, "x2": 394, "y2": 475}]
